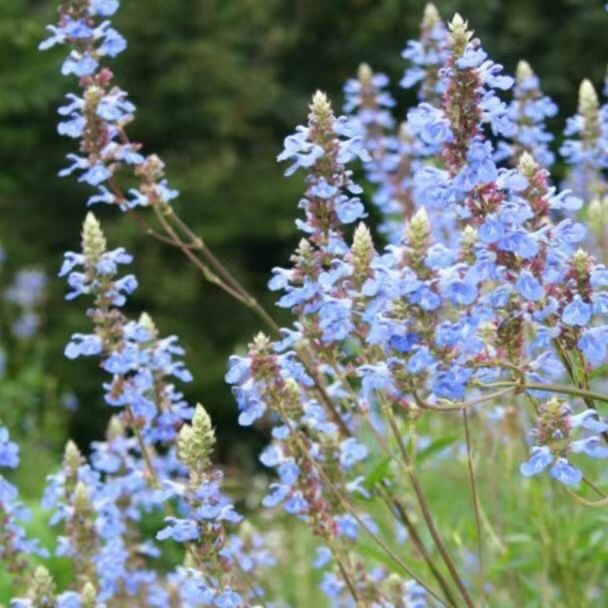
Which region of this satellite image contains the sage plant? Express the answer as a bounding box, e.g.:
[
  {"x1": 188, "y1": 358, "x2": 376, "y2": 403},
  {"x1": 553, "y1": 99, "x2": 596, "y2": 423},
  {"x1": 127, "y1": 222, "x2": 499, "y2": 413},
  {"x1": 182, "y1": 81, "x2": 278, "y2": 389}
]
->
[{"x1": 2, "y1": 1, "x2": 608, "y2": 607}]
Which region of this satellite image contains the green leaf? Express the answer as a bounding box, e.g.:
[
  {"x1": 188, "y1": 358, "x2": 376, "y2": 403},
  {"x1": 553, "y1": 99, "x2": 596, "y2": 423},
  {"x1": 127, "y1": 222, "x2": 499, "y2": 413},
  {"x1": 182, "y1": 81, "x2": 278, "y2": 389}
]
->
[
  {"x1": 416, "y1": 435, "x2": 459, "y2": 464},
  {"x1": 364, "y1": 455, "x2": 393, "y2": 488}
]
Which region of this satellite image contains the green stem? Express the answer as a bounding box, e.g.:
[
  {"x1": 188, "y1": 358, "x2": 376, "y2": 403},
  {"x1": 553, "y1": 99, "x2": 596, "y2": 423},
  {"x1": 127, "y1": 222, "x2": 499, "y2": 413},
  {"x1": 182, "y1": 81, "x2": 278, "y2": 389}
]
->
[
  {"x1": 462, "y1": 409, "x2": 485, "y2": 605},
  {"x1": 476, "y1": 380, "x2": 608, "y2": 405},
  {"x1": 383, "y1": 403, "x2": 476, "y2": 608}
]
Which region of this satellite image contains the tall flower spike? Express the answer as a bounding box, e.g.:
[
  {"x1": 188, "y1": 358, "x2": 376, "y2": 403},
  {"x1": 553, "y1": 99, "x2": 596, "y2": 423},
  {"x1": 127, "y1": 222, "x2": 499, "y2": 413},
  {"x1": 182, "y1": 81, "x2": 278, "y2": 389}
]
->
[
  {"x1": 561, "y1": 79, "x2": 608, "y2": 202},
  {"x1": 495, "y1": 60, "x2": 557, "y2": 168},
  {"x1": 344, "y1": 63, "x2": 424, "y2": 242},
  {"x1": 401, "y1": 3, "x2": 449, "y2": 104},
  {"x1": 42, "y1": 0, "x2": 180, "y2": 210},
  {"x1": 0, "y1": 425, "x2": 48, "y2": 592}
]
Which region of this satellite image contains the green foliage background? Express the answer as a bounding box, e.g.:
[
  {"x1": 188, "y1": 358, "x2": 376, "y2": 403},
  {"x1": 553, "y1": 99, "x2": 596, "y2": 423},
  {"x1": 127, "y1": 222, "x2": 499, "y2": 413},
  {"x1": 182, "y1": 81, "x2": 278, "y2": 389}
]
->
[{"x1": 2, "y1": 0, "x2": 608, "y2": 466}]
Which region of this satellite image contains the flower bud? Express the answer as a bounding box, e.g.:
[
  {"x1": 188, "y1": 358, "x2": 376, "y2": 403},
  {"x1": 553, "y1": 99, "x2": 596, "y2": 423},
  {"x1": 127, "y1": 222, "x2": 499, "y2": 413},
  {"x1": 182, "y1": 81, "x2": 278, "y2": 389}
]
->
[
  {"x1": 588, "y1": 198, "x2": 603, "y2": 226},
  {"x1": 107, "y1": 415, "x2": 125, "y2": 441},
  {"x1": 515, "y1": 60, "x2": 534, "y2": 83},
  {"x1": 309, "y1": 90, "x2": 333, "y2": 124},
  {"x1": 81, "y1": 581, "x2": 98, "y2": 608},
  {"x1": 578, "y1": 79, "x2": 599, "y2": 118},
  {"x1": 73, "y1": 482, "x2": 93, "y2": 516},
  {"x1": 422, "y1": 3, "x2": 441, "y2": 30},
  {"x1": 31, "y1": 566, "x2": 56, "y2": 605},
  {"x1": 449, "y1": 13, "x2": 471, "y2": 56},
  {"x1": 63, "y1": 440, "x2": 83, "y2": 473},
  {"x1": 352, "y1": 223, "x2": 374, "y2": 274},
  {"x1": 138, "y1": 311, "x2": 159, "y2": 339},
  {"x1": 406, "y1": 208, "x2": 431, "y2": 252},
  {"x1": 461, "y1": 224, "x2": 478, "y2": 261},
  {"x1": 82, "y1": 213, "x2": 107, "y2": 262},
  {"x1": 357, "y1": 63, "x2": 373, "y2": 85},
  {"x1": 518, "y1": 151, "x2": 539, "y2": 179},
  {"x1": 572, "y1": 248, "x2": 590, "y2": 276},
  {"x1": 178, "y1": 404, "x2": 215, "y2": 474}
]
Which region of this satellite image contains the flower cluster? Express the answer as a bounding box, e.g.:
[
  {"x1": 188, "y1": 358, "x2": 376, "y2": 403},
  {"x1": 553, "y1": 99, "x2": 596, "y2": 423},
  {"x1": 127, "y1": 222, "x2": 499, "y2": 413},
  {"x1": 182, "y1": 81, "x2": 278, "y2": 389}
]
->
[
  {"x1": 41, "y1": 0, "x2": 178, "y2": 211},
  {"x1": 242, "y1": 11, "x2": 608, "y2": 603},
  {"x1": 0, "y1": 425, "x2": 48, "y2": 589},
  {"x1": 4, "y1": 268, "x2": 47, "y2": 338},
  {"x1": 495, "y1": 60, "x2": 557, "y2": 168},
  {"x1": 4, "y1": 1, "x2": 608, "y2": 607}
]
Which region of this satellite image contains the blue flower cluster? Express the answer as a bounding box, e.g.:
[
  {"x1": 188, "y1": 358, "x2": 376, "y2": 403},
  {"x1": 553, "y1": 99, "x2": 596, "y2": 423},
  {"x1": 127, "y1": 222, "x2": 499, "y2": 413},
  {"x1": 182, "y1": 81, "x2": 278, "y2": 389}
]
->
[
  {"x1": 41, "y1": 0, "x2": 178, "y2": 211},
  {"x1": 242, "y1": 20, "x2": 608, "y2": 607},
  {"x1": 6, "y1": 1, "x2": 608, "y2": 606},
  {"x1": 0, "y1": 426, "x2": 49, "y2": 577},
  {"x1": 560, "y1": 79, "x2": 608, "y2": 203},
  {"x1": 3, "y1": 268, "x2": 47, "y2": 338},
  {"x1": 495, "y1": 60, "x2": 557, "y2": 168}
]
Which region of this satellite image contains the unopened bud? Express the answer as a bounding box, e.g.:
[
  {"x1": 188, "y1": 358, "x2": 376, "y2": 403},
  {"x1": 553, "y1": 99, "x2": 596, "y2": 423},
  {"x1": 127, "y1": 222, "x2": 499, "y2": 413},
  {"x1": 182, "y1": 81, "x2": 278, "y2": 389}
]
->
[
  {"x1": 64, "y1": 440, "x2": 83, "y2": 472},
  {"x1": 178, "y1": 404, "x2": 216, "y2": 474},
  {"x1": 572, "y1": 248, "x2": 590, "y2": 275},
  {"x1": 461, "y1": 225, "x2": 478, "y2": 250},
  {"x1": 73, "y1": 482, "x2": 92, "y2": 516},
  {"x1": 515, "y1": 60, "x2": 534, "y2": 83},
  {"x1": 422, "y1": 3, "x2": 441, "y2": 30},
  {"x1": 357, "y1": 63, "x2": 373, "y2": 85},
  {"x1": 107, "y1": 416, "x2": 125, "y2": 442},
  {"x1": 406, "y1": 208, "x2": 431, "y2": 250},
  {"x1": 517, "y1": 151, "x2": 540, "y2": 180},
  {"x1": 81, "y1": 581, "x2": 98, "y2": 608},
  {"x1": 31, "y1": 566, "x2": 56, "y2": 604},
  {"x1": 352, "y1": 223, "x2": 374, "y2": 272},
  {"x1": 578, "y1": 79, "x2": 599, "y2": 117},
  {"x1": 449, "y1": 13, "x2": 471, "y2": 55},
  {"x1": 82, "y1": 213, "x2": 106, "y2": 261},
  {"x1": 138, "y1": 312, "x2": 158, "y2": 339},
  {"x1": 309, "y1": 90, "x2": 334, "y2": 131}
]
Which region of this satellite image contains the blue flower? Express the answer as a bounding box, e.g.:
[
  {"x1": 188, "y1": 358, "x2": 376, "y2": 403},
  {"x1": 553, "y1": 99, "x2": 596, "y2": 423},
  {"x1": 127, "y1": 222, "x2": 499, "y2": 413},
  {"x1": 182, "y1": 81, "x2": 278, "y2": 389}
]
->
[
  {"x1": 549, "y1": 458, "x2": 582, "y2": 486},
  {"x1": 0, "y1": 427, "x2": 19, "y2": 469},
  {"x1": 515, "y1": 270, "x2": 543, "y2": 301},
  {"x1": 277, "y1": 127, "x2": 324, "y2": 176},
  {"x1": 339, "y1": 438, "x2": 368, "y2": 469},
  {"x1": 335, "y1": 195, "x2": 366, "y2": 224},
  {"x1": 562, "y1": 295, "x2": 592, "y2": 327},
  {"x1": 91, "y1": 0, "x2": 120, "y2": 17},
  {"x1": 157, "y1": 517, "x2": 200, "y2": 542},
  {"x1": 520, "y1": 446, "x2": 552, "y2": 477}
]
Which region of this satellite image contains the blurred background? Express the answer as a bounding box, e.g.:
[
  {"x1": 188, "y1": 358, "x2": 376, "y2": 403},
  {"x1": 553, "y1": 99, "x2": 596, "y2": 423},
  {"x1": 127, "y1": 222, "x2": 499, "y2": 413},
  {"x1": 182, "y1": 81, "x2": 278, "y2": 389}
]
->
[{"x1": 2, "y1": 0, "x2": 608, "y2": 484}]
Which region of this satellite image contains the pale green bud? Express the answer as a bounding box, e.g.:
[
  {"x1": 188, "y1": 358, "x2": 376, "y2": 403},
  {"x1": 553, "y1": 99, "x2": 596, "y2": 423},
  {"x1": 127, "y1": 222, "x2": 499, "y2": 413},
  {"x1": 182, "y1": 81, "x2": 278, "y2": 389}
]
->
[
  {"x1": 31, "y1": 566, "x2": 56, "y2": 605},
  {"x1": 63, "y1": 440, "x2": 83, "y2": 473},
  {"x1": 449, "y1": 13, "x2": 471, "y2": 56},
  {"x1": 178, "y1": 404, "x2": 215, "y2": 473},
  {"x1": 309, "y1": 91, "x2": 334, "y2": 132},
  {"x1": 578, "y1": 79, "x2": 599, "y2": 117},
  {"x1": 82, "y1": 213, "x2": 106, "y2": 261},
  {"x1": 588, "y1": 198, "x2": 604, "y2": 231},
  {"x1": 517, "y1": 151, "x2": 539, "y2": 179},
  {"x1": 252, "y1": 332, "x2": 271, "y2": 352},
  {"x1": 138, "y1": 312, "x2": 158, "y2": 339},
  {"x1": 461, "y1": 225, "x2": 478, "y2": 249},
  {"x1": 357, "y1": 63, "x2": 373, "y2": 85},
  {"x1": 406, "y1": 208, "x2": 431, "y2": 250},
  {"x1": 107, "y1": 415, "x2": 125, "y2": 441},
  {"x1": 73, "y1": 482, "x2": 92, "y2": 516},
  {"x1": 292, "y1": 238, "x2": 314, "y2": 267},
  {"x1": 352, "y1": 223, "x2": 374, "y2": 272},
  {"x1": 572, "y1": 248, "x2": 590, "y2": 275},
  {"x1": 515, "y1": 60, "x2": 534, "y2": 84},
  {"x1": 81, "y1": 582, "x2": 97, "y2": 608},
  {"x1": 422, "y1": 3, "x2": 441, "y2": 30}
]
